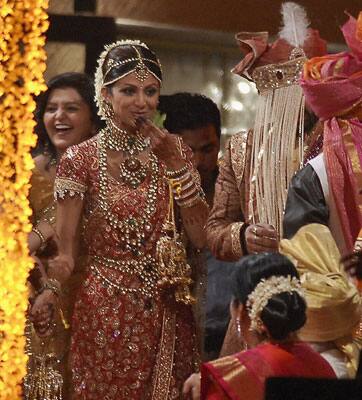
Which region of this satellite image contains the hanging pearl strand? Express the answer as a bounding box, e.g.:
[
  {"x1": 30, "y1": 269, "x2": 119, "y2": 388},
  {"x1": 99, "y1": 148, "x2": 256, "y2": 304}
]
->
[
  {"x1": 105, "y1": 120, "x2": 150, "y2": 188},
  {"x1": 98, "y1": 130, "x2": 159, "y2": 256}
]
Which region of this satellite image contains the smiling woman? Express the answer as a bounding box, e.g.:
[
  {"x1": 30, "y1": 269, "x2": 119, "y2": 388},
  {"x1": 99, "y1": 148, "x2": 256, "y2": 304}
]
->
[
  {"x1": 43, "y1": 87, "x2": 96, "y2": 153},
  {"x1": 25, "y1": 72, "x2": 102, "y2": 400},
  {"x1": 31, "y1": 40, "x2": 209, "y2": 399},
  {"x1": 28, "y1": 73, "x2": 101, "y2": 255}
]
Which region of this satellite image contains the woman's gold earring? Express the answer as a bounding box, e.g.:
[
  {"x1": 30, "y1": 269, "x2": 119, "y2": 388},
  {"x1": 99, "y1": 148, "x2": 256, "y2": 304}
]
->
[
  {"x1": 236, "y1": 317, "x2": 249, "y2": 350},
  {"x1": 102, "y1": 101, "x2": 114, "y2": 119}
]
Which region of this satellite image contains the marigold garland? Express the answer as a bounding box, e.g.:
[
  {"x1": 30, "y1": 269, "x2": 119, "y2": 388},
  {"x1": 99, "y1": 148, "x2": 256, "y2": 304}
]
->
[{"x1": 0, "y1": 0, "x2": 49, "y2": 398}]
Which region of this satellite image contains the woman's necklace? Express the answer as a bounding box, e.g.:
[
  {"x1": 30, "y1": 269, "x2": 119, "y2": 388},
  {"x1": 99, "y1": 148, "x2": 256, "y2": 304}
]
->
[
  {"x1": 98, "y1": 129, "x2": 159, "y2": 256},
  {"x1": 119, "y1": 157, "x2": 148, "y2": 189},
  {"x1": 105, "y1": 122, "x2": 149, "y2": 188},
  {"x1": 107, "y1": 119, "x2": 147, "y2": 153}
]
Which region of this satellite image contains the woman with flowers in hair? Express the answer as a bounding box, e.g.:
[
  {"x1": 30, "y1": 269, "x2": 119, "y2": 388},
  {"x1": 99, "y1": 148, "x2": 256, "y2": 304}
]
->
[
  {"x1": 34, "y1": 40, "x2": 208, "y2": 399},
  {"x1": 183, "y1": 253, "x2": 335, "y2": 400}
]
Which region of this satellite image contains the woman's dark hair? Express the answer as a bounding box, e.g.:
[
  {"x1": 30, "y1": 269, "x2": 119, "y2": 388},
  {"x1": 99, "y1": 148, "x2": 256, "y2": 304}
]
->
[
  {"x1": 232, "y1": 253, "x2": 306, "y2": 341},
  {"x1": 34, "y1": 72, "x2": 102, "y2": 159},
  {"x1": 103, "y1": 44, "x2": 162, "y2": 86}
]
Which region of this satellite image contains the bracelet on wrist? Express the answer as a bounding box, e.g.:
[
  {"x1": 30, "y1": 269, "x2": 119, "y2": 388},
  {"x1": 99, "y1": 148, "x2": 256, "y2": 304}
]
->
[
  {"x1": 176, "y1": 192, "x2": 201, "y2": 208},
  {"x1": 173, "y1": 179, "x2": 195, "y2": 198},
  {"x1": 174, "y1": 184, "x2": 198, "y2": 201},
  {"x1": 170, "y1": 172, "x2": 193, "y2": 197},
  {"x1": 40, "y1": 278, "x2": 61, "y2": 297},
  {"x1": 32, "y1": 226, "x2": 46, "y2": 247},
  {"x1": 172, "y1": 178, "x2": 195, "y2": 199},
  {"x1": 165, "y1": 164, "x2": 188, "y2": 179}
]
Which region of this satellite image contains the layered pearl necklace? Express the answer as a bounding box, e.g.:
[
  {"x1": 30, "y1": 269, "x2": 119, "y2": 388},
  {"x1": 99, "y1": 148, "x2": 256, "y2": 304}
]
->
[
  {"x1": 98, "y1": 129, "x2": 159, "y2": 256},
  {"x1": 105, "y1": 121, "x2": 149, "y2": 188}
]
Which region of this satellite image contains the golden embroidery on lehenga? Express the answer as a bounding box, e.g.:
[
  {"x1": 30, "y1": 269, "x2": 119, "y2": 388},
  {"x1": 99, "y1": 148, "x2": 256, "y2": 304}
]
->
[{"x1": 151, "y1": 307, "x2": 176, "y2": 399}]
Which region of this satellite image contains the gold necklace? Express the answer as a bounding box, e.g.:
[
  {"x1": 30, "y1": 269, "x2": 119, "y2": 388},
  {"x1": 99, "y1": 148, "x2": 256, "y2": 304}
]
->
[
  {"x1": 104, "y1": 124, "x2": 149, "y2": 188},
  {"x1": 98, "y1": 130, "x2": 159, "y2": 256},
  {"x1": 106, "y1": 120, "x2": 147, "y2": 154},
  {"x1": 119, "y1": 156, "x2": 148, "y2": 189}
]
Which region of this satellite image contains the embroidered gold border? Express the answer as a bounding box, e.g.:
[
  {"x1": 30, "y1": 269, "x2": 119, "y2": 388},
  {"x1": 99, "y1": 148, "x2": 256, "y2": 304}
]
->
[
  {"x1": 230, "y1": 130, "x2": 249, "y2": 190},
  {"x1": 54, "y1": 178, "x2": 87, "y2": 199},
  {"x1": 151, "y1": 307, "x2": 176, "y2": 399},
  {"x1": 340, "y1": 119, "x2": 362, "y2": 218},
  {"x1": 230, "y1": 222, "x2": 245, "y2": 258}
]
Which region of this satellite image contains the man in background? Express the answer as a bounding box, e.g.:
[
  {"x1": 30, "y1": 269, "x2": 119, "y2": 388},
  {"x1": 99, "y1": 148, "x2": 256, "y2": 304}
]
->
[{"x1": 158, "y1": 92, "x2": 236, "y2": 360}]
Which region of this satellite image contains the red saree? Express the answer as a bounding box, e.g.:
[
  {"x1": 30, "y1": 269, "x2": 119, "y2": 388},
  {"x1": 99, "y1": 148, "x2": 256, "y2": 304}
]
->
[{"x1": 201, "y1": 342, "x2": 336, "y2": 400}]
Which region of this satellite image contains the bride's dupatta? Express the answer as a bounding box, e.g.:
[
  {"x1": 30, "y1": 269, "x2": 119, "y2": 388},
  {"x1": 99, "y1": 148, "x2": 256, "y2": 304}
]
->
[{"x1": 201, "y1": 342, "x2": 335, "y2": 400}]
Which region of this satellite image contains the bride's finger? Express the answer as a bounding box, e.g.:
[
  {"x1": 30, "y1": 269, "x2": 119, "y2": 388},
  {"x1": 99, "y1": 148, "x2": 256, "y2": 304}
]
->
[{"x1": 139, "y1": 118, "x2": 166, "y2": 139}]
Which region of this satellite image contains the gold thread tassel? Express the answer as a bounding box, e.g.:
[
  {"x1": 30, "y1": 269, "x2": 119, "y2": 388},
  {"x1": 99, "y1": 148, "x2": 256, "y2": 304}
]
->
[{"x1": 24, "y1": 352, "x2": 63, "y2": 400}]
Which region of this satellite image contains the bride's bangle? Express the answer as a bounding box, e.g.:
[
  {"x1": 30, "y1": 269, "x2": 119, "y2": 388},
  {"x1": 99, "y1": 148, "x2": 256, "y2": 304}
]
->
[{"x1": 165, "y1": 164, "x2": 188, "y2": 179}]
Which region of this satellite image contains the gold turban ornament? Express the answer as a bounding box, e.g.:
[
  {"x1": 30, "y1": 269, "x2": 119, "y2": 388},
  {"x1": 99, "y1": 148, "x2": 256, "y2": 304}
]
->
[{"x1": 280, "y1": 223, "x2": 362, "y2": 377}]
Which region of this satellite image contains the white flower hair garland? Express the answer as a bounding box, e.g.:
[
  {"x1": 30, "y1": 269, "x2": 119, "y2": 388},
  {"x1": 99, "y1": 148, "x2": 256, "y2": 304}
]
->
[{"x1": 246, "y1": 275, "x2": 305, "y2": 333}]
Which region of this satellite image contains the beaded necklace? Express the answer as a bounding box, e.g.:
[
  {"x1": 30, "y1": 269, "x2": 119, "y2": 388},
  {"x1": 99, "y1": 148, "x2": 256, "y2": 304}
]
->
[
  {"x1": 105, "y1": 122, "x2": 149, "y2": 188},
  {"x1": 106, "y1": 120, "x2": 147, "y2": 153},
  {"x1": 98, "y1": 130, "x2": 159, "y2": 256}
]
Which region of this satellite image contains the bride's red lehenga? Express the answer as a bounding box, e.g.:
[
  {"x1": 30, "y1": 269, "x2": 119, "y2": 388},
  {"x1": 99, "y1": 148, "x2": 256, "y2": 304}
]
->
[{"x1": 55, "y1": 136, "x2": 198, "y2": 400}]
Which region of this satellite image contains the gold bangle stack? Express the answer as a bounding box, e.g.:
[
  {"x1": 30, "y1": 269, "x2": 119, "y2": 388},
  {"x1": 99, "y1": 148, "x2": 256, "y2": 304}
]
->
[
  {"x1": 165, "y1": 164, "x2": 201, "y2": 208},
  {"x1": 169, "y1": 173, "x2": 200, "y2": 209}
]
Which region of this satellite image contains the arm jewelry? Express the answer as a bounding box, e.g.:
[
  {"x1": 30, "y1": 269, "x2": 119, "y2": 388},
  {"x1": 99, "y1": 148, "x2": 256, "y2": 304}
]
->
[
  {"x1": 169, "y1": 170, "x2": 202, "y2": 209},
  {"x1": 165, "y1": 164, "x2": 189, "y2": 179},
  {"x1": 32, "y1": 226, "x2": 46, "y2": 249},
  {"x1": 39, "y1": 278, "x2": 62, "y2": 297}
]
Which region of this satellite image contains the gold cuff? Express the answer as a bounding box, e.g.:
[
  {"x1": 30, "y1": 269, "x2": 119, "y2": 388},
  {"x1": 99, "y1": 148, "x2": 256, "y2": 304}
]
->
[{"x1": 230, "y1": 222, "x2": 245, "y2": 258}]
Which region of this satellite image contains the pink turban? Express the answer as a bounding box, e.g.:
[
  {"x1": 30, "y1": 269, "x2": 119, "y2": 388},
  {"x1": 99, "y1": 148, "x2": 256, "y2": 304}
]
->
[
  {"x1": 301, "y1": 13, "x2": 362, "y2": 120},
  {"x1": 300, "y1": 13, "x2": 362, "y2": 253}
]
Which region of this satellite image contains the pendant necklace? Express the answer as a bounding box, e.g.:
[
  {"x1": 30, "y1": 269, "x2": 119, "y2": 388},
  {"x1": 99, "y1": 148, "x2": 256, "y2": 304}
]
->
[{"x1": 105, "y1": 120, "x2": 149, "y2": 188}]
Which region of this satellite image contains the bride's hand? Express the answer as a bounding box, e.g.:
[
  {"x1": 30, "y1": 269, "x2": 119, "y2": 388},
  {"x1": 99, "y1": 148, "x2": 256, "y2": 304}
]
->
[{"x1": 138, "y1": 119, "x2": 185, "y2": 170}]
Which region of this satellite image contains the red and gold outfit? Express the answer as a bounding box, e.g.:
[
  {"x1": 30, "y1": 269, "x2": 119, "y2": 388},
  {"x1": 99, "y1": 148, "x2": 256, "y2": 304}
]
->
[
  {"x1": 201, "y1": 342, "x2": 336, "y2": 400},
  {"x1": 26, "y1": 167, "x2": 79, "y2": 400},
  {"x1": 55, "y1": 135, "x2": 199, "y2": 399}
]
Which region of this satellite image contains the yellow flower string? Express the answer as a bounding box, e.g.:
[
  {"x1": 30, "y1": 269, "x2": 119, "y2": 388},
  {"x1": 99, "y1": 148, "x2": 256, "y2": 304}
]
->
[{"x1": 0, "y1": 0, "x2": 48, "y2": 397}]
